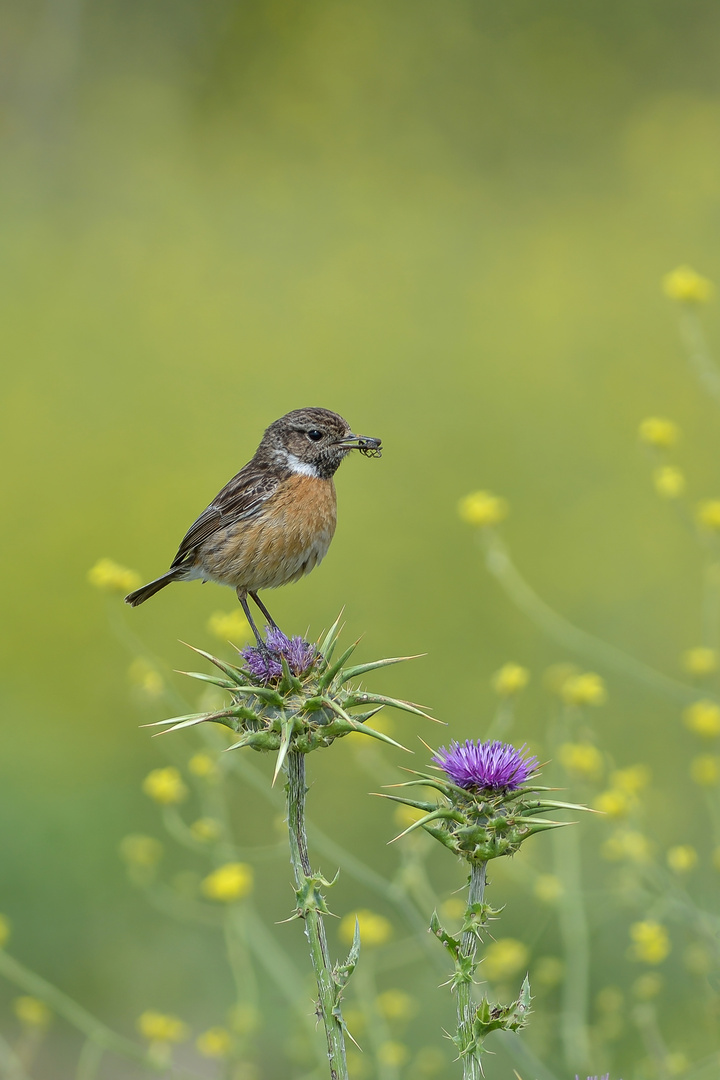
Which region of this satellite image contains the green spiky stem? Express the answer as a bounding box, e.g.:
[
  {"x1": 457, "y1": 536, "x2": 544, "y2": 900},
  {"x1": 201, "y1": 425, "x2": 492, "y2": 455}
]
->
[
  {"x1": 456, "y1": 861, "x2": 487, "y2": 1080},
  {"x1": 286, "y1": 752, "x2": 348, "y2": 1080}
]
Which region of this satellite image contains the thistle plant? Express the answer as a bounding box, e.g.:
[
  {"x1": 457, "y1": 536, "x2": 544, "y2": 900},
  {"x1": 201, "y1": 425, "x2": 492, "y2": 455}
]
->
[
  {"x1": 379, "y1": 738, "x2": 588, "y2": 1078},
  {"x1": 149, "y1": 613, "x2": 432, "y2": 1080}
]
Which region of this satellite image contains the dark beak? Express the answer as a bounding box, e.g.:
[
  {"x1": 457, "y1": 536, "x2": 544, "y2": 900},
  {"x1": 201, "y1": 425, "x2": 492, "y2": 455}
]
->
[{"x1": 336, "y1": 432, "x2": 383, "y2": 457}]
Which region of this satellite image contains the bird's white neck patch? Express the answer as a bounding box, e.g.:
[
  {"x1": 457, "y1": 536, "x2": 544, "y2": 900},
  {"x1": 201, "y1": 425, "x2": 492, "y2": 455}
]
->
[{"x1": 285, "y1": 452, "x2": 320, "y2": 478}]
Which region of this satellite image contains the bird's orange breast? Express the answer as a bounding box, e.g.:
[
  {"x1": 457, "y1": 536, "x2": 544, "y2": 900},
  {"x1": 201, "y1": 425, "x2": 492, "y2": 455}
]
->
[{"x1": 197, "y1": 475, "x2": 338, "y2": 591}]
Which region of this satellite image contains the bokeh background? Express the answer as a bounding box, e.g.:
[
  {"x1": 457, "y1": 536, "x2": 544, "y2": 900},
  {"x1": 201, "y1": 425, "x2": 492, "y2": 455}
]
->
[{"x1": 3, "y1": 1, "x2": 720, "y2": 1077}]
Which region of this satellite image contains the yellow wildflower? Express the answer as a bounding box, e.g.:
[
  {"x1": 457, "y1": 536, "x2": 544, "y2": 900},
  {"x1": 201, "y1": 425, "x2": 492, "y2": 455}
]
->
[
  {"x1": 638, "y1": 417, "x2": 680, "y2": 449},
  {"x1": 632, "y1": 972, "x2": 663, "y2": 999},
  {"x1": 119, "y1": 834, "x2": 163, "y2": 868},
  {"x1": 188, "y1": 753, "x2": 216, "y2": 778},
  {"x1": 533, "y1": 874, "x2": 564, "y2": 903},
  {"x1": 610, "y1": 764, "x2": 651, "y2": 794},
  {"x1": 601, "y1": 829, "x2": 652, "y2": 863},
  {"x1": 492, "y1": 663, "x2": 529, "y2": 697},
  {"x1": 596, "y1": 986, "x2": 624, "y2": 1013},
  {"x1": 690, "y1": 754, "x2": 720, "y2": 786},
  {"x1": 439, "y1": 897, "x2": 466, "y2": 921},
  {"x1": 376, "y1": 989, "x2": 417, "y2": 1021},
  {"x1": 137, "y1": 1011, "x2": 188, "y2": 1043},
  {"x1": 482, "y1": 938, "x2": 529, "y2": 982},
  {"x1": 458, "y1": 490, "x2": 508, "y2": 527},
  {"x1": 0, "y1": 914, "x2": 10, "y2": 949},
  {"x1": 697, "y1": 499, "x2": 720, "y2": 531},
  {"x1": 378, "y1": 1042, "x2": 409, "y2": 1067},
  {"x1": 629, "y1": 920, "x2": 670, "y2": 964},
  {"x1": 683, "y1": 699, "x2": 720, "y2": 738},
  {"x1": 666, "y1": 1052, "x2": 689, "y2": 1075},
  {"x1": 394, "y1": 804, "x2": 425, "y2": 829},
  {"x1": 544, "y1": 662, "x2": 579, "y2": 694},
  {"x1": 339, "y1": 910, "x2": 392, "y2": 947},
  {"x1": 87, "y1": 558, "x2": 141, "y2": 593},
  {"x1": 143, "y1": 767, "x2": 188, "y2": 805},
  {"x1": 14, "y1": 997, "x2": 51, "y2": 1029},
  {"x1": 201, "y1": 863, "x2": 253, "y2": 902},
  {"x1": 228, "y1": 1002, "x2": 260, "y2": 1035},
  {"x1": 662, "y1": 265, "x2": 714, "y2": 304},
  {"x1": 682, "y1": 647, "x2": 718, "y2": 675},
  {"x1": 196, "y1": 1027, "x2": 233, "y2": 1058},
  {"x1": 559, "y1": 742, "x2": 604, "y2": 780},
  {"x1": 594, "y1": 789, "x2": 632, "y2": 818},
  {"x1": 653, "y1": 466, "x2": 685, "y2": 499},
  {"x1": 666, "y1": 845, "x2": 697, "y2": 873},
  {"x1": 533, "y1": 956, "x2": 564, "y2": 988},
  {"x1": 561, "y1": 672, "x2": 606, "y2": 706},
  {"x1": 128, "y1": 658, "x2": 164, "y2": 699},
  {"x1": 191, "y1": 818, "x2": 222, "y2": 842},
  {"x1": 207, "y1": 610, "x2": 251, "y2": 642}
]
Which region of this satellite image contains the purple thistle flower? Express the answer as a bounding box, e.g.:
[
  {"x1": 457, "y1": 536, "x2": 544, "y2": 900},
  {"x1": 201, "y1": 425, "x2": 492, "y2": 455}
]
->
[
  {"x1": 432, "y1": 739, "x2": 538, "y2": 791},
  {"x1": 241, "y1": 628, "x2": 318, "y2": 684}
]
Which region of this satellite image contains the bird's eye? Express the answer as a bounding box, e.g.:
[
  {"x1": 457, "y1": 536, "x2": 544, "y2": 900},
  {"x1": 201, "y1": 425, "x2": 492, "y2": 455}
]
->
[{"x1": 307, "y1": 429, "x2": 323, "y2": 442}]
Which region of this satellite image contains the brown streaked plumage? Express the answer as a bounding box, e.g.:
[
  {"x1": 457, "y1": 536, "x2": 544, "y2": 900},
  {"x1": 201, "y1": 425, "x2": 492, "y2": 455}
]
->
[{"x1": 125, "y1": 407, "x2": 382, "y2": 644}]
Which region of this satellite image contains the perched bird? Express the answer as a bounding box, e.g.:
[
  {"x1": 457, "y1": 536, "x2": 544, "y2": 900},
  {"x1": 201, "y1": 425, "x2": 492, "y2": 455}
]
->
[{"x1": 125, "y1": 407, "x2": 382, "y2": 644}]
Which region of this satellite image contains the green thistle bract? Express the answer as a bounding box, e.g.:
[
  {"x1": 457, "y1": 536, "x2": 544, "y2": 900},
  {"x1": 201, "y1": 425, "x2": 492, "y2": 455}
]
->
[{"x1": 148, "y1": 614, "x2": 433, "y2": 781}]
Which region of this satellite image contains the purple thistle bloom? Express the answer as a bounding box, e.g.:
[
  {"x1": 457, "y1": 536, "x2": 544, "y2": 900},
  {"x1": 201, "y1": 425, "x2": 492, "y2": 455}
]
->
[
  {"x1": 432, "y1": 739, "x2": 538, "y2": 791},
  {"x1": 241, "y1": 628, "x2": 318, "y2": 684}
]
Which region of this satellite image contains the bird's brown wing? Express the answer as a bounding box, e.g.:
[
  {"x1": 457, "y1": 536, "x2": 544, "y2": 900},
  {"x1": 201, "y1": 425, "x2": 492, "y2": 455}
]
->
[{"x1": 170, "y1": 467, "x2": 280, "y2": 568}]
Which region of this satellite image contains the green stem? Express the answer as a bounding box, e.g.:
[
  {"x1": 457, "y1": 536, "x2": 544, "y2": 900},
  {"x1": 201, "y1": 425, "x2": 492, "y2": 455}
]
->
[
  {"x1": 678, "y1": 307, "x2": 720, "y2": 406},
  {"x1": 456, "y1": 862, "x2": 487, "y2": 1080},
  {"x1": 0, "y1": 950, "x2": 160, "y2": 1069},
  {"x1": 75, "y1": 1040, "x2": 104, "y2": 1080},
  {"x1": 286, "y1": 752, "x2": 348, "y2": 1080},
  {"x1": 553, "y1": 825, "x2": 591, "y2": 1071}
]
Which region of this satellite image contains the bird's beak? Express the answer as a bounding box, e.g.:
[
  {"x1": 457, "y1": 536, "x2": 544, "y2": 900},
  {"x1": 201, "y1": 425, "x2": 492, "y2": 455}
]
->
[{"x1": 336, "y1": 432, "x2": 383, "y2": 457}]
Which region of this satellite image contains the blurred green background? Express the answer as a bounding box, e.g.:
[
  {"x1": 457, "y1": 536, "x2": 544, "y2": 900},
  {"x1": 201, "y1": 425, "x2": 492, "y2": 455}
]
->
[{"x1": 3, "y1": 1, "x2": 720, "y2": 1076}]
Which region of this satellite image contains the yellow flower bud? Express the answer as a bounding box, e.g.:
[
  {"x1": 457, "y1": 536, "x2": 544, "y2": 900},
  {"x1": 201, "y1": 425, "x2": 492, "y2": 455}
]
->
[
  {"x1": 595, "y1": 986, "x2": 624, "y2": 1013},
  {"x1": 690, "y1": 754, "x2": 720, "y2": 786},
  {"x1": 339, "y1": 909, "x2": 392, "y2": 947},
  {"x1": 533, "y1": 874, "x2": 564, "y2": 903},
  {"x1": 376, "y1": 989, "x2": 417, "y2": 1021},
  {"x1": 137, "y1": 1011, "x2": 188, "y2": 1043},
  {"x1": 228, "y1": 1003, "x2": 260, "y2": 1036},
  {"x1": 190, "y1": 817, "x2": 222, "y2": 842},
  {"x1": 14, "y1": 997, "x2": 51, "y2": 1029},
  {"x1": 188, "y1": 753, "x2": 216, "y2": 778},
  {"x1": 638, "y1": 417, "x2": 680, "y2": 449},
  {"x1": 628, "y1": 920, "x2": 670, "y2": 965},
  {"x1": 201, "y1": 863, "x2": 253, "y2": 902},
  {"x1": 558, "y1": 742, "x2": 604, "y2": 780},
  {"x1": 594, "y1": 789, "x2": 632, "y2": 818},
  {"x1": 439, "y1": 897, "x2": 466, "y2": 921},
  {"x1": 128, "y1": 659, "x2": 164, "y2": 699},
  {"x1": 119, "y1": 834, "x2": 164, "y2": 868},
  {"x1": 87, "y1": 558, "x2": 141, "y2": 593},
  {"x1": 143, "y1": 767, "x2": 188, "y2": 805},
  {"x1": 196, "y1": 1027, "x2": 233, "y2": 1059},
  {"x1": 561, "y1": 672, "x2": 606, "y2": 706},
  {"x1": 653, "y1": 466, "x2": 685, "y2": 499},
  {"x1": 533, "y1": 956, "x2": 564, "y2": 988},
  {"x1": 482, "y1": 938, "x2": 529, "y2": 982},
  {"x1": 666, "y1": 845, "x2": 697, "y2": 873},
  {"x1": 394, "y1": 804, "x2": 425, "y2": 829},
  {"x1": 610, "y1": 764, "x2": 651, "y2": 794},
  {"x1": 662, "y1": 265, "x2": 714, "y2": 304},
  {"x1": 378, "y1": 1042, "x2": 409, "y2": 1067},
  {"x1": 492, "y1": 663, "x2": 530, "y2": 696},
  {"x1": 697, "y1": 499, "x2": 720, "y2": 531},
  {"x1": 207, "y1": 610, "x2": 251, "y2": 642},
  {"x1": 458, "y1": 490, "x2": 508, "y2": 527},
  {"x1": 683, "y1": 699, "x2": 720, "y2": 738},
  {"x1": 0, "y1": 914, "x2": 10, "y2": 949},
  {"x1": 601, "y1": 829, "x2": 652, "y2": 863},
  {"x1": 632, "y1": 972, "x2": 663, "y2": 999},
  {"x1": 682, "y1": 647, "x2": 718, "y2": 675}
]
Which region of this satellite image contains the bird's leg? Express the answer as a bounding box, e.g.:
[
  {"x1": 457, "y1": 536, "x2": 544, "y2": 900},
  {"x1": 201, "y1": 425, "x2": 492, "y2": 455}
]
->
[
  {"x1": 236, "y1": 588, "x2": 265, "y2": 649},
  {"x1": 249, "y1": 591, "x2": 281, "y2": 633}
]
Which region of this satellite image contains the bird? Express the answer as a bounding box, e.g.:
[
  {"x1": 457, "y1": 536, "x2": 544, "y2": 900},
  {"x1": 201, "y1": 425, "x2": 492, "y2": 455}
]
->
[{"x1": 125, "y1": 407, "x2": 382, "y2": 645}]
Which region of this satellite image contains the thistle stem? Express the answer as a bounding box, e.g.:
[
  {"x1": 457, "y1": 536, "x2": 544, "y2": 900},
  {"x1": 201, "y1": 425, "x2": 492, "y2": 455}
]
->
[
  {"x1": 286, "y1": 751, "x2": 348, "y2": 1080},
  {"x1": 456, "y1": 861, "x2": 487, "y2": 1080}
]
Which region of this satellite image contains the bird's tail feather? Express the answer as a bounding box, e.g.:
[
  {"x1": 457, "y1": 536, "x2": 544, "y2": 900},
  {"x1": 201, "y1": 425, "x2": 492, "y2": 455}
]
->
[{"x1": 125, "y1": 567, "x2": 186, "y2": 607}]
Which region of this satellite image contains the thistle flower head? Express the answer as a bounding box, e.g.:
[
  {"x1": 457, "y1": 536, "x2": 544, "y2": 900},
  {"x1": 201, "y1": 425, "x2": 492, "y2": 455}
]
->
[
  {"x1": 433, "y1": 739, "x2": 537, "y2": 791},
  {"x1": 149, "y1": 615, "x2": 434, "y2": 783}
]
